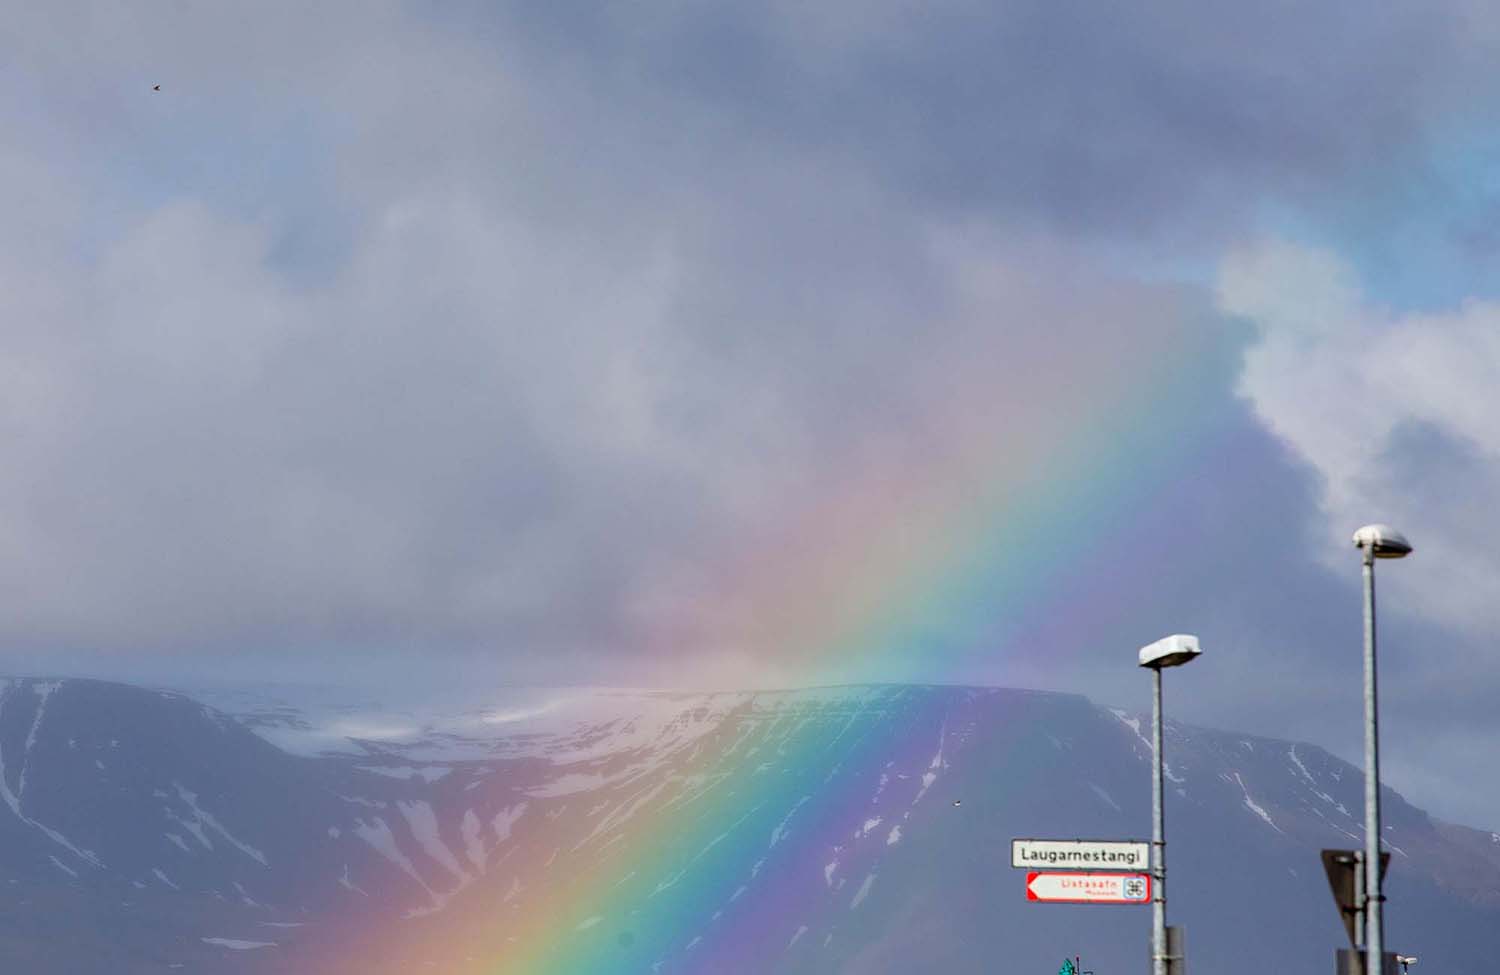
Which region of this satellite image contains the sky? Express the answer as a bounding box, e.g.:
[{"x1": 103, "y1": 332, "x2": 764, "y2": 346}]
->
[{"x1": 2, "y1": 2, "x2": 1499, "y2": 824}]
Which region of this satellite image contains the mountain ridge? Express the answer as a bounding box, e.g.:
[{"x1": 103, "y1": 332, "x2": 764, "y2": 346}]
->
[{"x1": 0, "y1": 676, "x2": 1492, "y2": 972}]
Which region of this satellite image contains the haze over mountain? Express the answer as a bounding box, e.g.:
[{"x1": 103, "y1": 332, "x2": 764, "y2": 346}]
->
[{"x1": 1, "y1": 676, "x2": 1493, "y2": 973}]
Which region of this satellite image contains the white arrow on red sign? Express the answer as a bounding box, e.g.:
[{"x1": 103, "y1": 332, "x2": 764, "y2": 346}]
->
[{"x1": 1025, "y1": 871, "x2": 1151, "y2": 904}]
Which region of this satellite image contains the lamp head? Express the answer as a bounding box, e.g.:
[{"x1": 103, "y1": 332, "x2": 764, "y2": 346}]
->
[
  {"x1": 1353, "y1": 524, "x2": 1412, "y2": 559},
  {"x1": 1138, "y1": 633, "x2": 1202, "y2": 670}
]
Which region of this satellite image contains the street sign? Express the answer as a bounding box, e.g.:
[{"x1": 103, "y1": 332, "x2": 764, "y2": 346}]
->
[
  {"x1": 1321, "y1": 849, "x2": 1390, "y2": 946},
  {"x1": 1012, "y1": 838, "x2": 1150, "y2": 871},
  {"x1": 1026, "y1": 871, "x2": 1151, "y2": 904}
]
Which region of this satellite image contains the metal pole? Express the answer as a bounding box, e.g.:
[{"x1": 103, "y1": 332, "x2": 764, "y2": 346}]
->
[
  {"x1": 1152, "y1": 665, "x2": 1166, "y2": 975},
  {"x1": 1362, "y1": 547, "x2": 1384, "y2": 970}
]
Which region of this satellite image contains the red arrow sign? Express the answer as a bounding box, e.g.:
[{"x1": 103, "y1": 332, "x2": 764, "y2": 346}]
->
[{"x1": 1026, "y1": 871, "x2": 1151, "y2": 904}]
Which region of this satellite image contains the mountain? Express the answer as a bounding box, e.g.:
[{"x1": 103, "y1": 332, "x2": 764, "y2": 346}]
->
[{"x1": 0, "y1": 677, "x2": 1494, "y2": 973}]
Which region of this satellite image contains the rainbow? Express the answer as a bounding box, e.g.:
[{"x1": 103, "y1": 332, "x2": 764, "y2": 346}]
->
[{"x1": 307, "y1": 310, "x2": 1228, "y2": 973}]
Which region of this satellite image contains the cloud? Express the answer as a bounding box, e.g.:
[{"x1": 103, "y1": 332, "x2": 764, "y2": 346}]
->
[
  {"x1": 1219, "y1": 239, "x2": 1500, "y2": 637},
  {"x1": 457, "y1": 0, "x2": 1497, "y2": 245},
  {"x1": 2, "y1": 0, "x2": 1500, "y2": 825},
  {"x1": 0, "y1": 2, "x2": 1266, "y2": 673},
  {"x1": 0, "y1": 166, "x2": 1208, "y2": 669}
]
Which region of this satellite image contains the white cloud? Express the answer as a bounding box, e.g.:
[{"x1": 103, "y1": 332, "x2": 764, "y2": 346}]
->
[{"x1": 1220, "y1": 239, "x2": 1500, "y2": 633}]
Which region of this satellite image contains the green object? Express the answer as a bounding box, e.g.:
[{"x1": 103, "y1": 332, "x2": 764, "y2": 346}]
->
[{"x1": 1059, "y1": 960, "x2": 1077, "y2": 975}]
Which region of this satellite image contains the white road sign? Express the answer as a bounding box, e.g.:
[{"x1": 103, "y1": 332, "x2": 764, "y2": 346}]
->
[
  {"x1": 1011, "y1": 838, "x2": 1149, "y2": 871},
  {"x1": 1026, "y1": 871, "x2": 1151, "y2": 904}
]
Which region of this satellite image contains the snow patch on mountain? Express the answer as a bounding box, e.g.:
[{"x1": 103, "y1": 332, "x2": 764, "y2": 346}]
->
[
  {"x1": 528, "y1": 772, "x2": 615, "y2": 798},
  {"x1": 339, "y1": 863, "x2": 367, "y2": 896},
  {"x1": 461, "y1": 810, "x2": 486, "y2": 870},
  {"x1": 174, "y1": 782, "x2": 269, "y2": 865},
  {"x1": 577, "y1": 781, "x2": 670, "y2": 851},
  {"x1": 913, "y1": 722, "x2": 949, "y2": 804},
  {"x1": 202, "y1": 938, "x2": 276, "y2": 950},
  {"x1": 18, "y1": 681, "x2": 60, "y2": 799},
  {"x1": 850, "y1": 872, "x2": 876, "y2": 909},
  {"x1": 1288, "y1": 745, "x2": 1314, "y2": 783},
  {"x1": 0, "y1": 683, "x2": 103, "y2": 869},
  {"x1": 1110, "y1": 708, "x2": 1184, "y2": 783},
  {"x1": 770, "y1": 796, "x2": 810, "y2": 847},
  {"x1": 1288, "y1": 745, "x2": 1353, "y2": 817},
  {"x1": 233, "y1": 880, "x2": 261, "y2": 907},
  {"x1": 1233, "y1": 773, "x2": 1284, "y2": 833},
  {"x1": 493, "y1": 803, "x2": 527, "y2": 844},
  {"x1": 396, "y1": 800, "x2": 468, "y2": 883},
  {"x1": 357, "y1": 766, "x2": 452, "y2": 783},
  {"x1": 353, "y1": 817, "x2": 438, "y2": 912}
]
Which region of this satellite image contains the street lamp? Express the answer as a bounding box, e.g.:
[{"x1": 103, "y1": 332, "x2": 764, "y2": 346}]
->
[
  {"x1": 1139, "y1": 633, "x2": 1202, "y2": 975},
  {"x1": 1397, "y1": 955, "x2": 1418, "y2": 974},
  {"x1": 1353, "y1": 524, "x2": 1411, "y2": 974}
]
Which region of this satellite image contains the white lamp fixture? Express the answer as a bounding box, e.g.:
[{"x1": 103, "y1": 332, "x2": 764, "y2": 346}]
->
[
  {"x1": 1352, "y1": 524, "x2": 1413, "y2": 559},
  {"x1": 1138, "y1": 633, "x2": 1202, "y2": 670}
]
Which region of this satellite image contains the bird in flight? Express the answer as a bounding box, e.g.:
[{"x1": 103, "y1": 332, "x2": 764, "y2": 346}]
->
[{"x1": 152, "y1": 84, "x2": 161, "y2": 91}]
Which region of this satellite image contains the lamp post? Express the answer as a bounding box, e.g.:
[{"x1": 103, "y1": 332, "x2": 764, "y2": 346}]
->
[
  {"x1": 1139, "y1": 633, "x2": 1202, "y2": 975},
  {"x1": 1352, "y1": 524, "x2": 1411, "y2": 974}
]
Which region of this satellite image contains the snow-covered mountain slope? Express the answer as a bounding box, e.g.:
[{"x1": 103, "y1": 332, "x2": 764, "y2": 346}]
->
[{"x1": 0, "y1": 678, "x2": 1495, "y2": 973}]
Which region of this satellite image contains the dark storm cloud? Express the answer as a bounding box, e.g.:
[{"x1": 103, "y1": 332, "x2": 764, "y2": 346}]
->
[{"x1": 437, "y1": 0, "x2": 1488, "y2": 239}]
